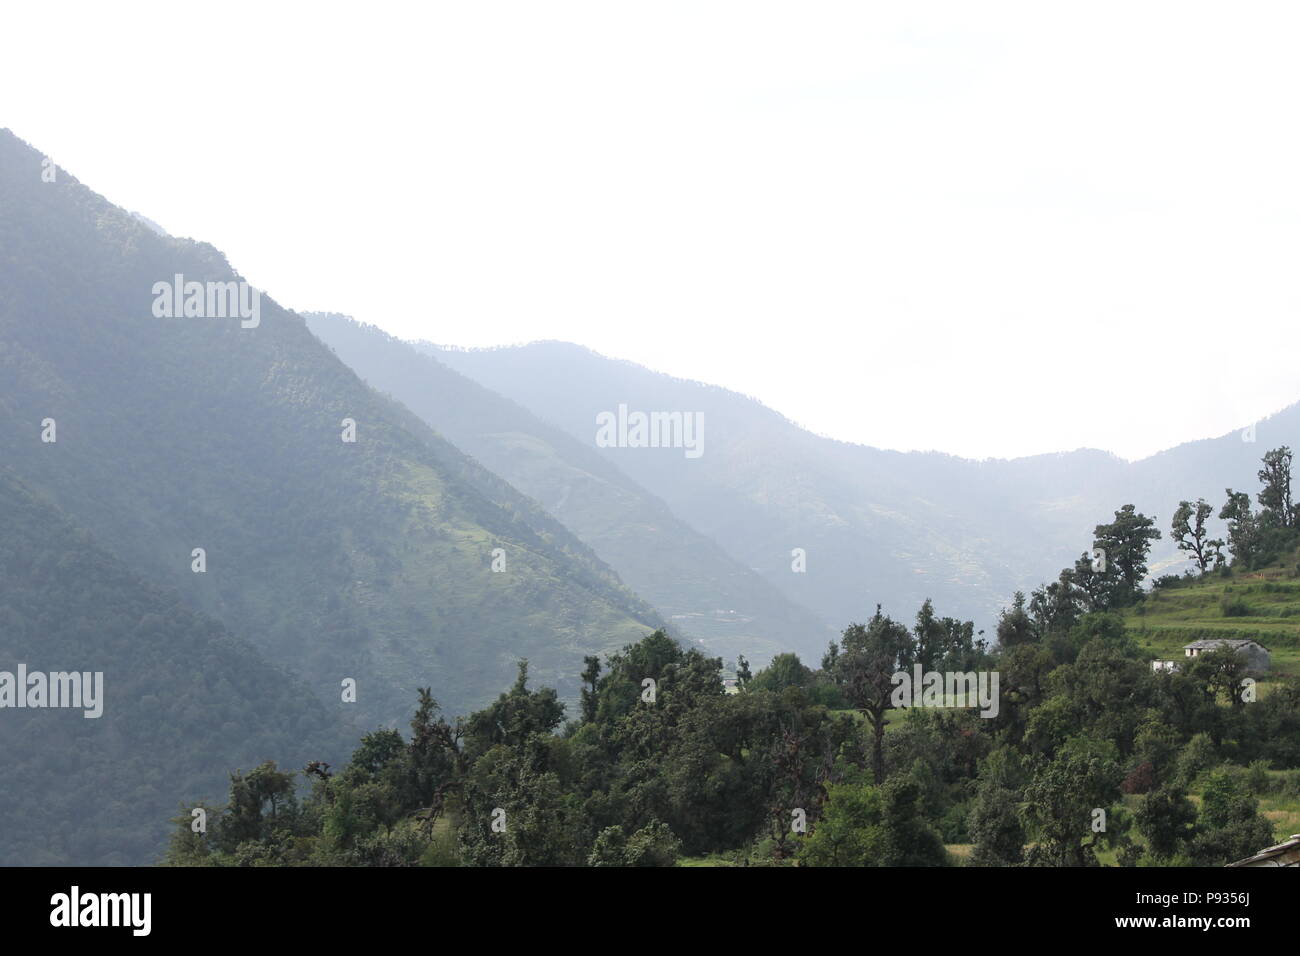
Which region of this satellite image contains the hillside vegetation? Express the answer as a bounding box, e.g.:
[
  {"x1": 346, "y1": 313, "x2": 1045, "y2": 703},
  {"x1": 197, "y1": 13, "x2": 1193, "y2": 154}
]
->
[
  {"x1": 0, "y1": 129, "x2": 664, "y2": 730},
  {"x1": 307, "y1": 312, "x2": 837, "y2": 666},
  {"x1": 165, "y1": 446, "x2": 1300, "y2": 867},
  {"x1": 1127, "y1": 555, "x2": 1300, "y2": 678},
  {"x1": 0, "y1": 467, "x2": 350, "y2": 865}
]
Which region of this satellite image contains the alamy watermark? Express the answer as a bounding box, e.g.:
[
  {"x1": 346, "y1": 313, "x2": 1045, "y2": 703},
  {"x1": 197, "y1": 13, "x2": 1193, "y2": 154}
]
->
[
  {"x1": 595, "y1": 404, "x2": 703, "y2": 459},
  {"x1": 151, "y1": 274, "x2": 260, "y2": 328},
  {"x1": 0, "y1": 665, "x2": 103, "y2": 718},
  {"x1": 890, "y1": 665, "x2": 999, "y2": 718},
  {"x1": 50, "y1": 886, "x2": 150, "y2": 936}
]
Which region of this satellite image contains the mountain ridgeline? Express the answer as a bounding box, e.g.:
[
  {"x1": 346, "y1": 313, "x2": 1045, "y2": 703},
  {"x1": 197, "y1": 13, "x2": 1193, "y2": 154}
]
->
[{"x1": 426, "y1": 340, "x2": 1300, "y2": 636}]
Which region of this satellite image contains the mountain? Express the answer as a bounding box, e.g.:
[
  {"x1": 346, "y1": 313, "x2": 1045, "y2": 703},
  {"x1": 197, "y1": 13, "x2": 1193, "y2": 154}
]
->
[
  {"x1": 0, "y1": 466, "x2": 349, "y2": 865},
  {"x1": 426, "y1": 341, "x2": 1300, "y2": 634},
  {"x1": 0, "y1": 128, "x2": 663, "y2": 727},
  {"x1": 305, "y1": 312, "x2": 837, "y2": 666}
]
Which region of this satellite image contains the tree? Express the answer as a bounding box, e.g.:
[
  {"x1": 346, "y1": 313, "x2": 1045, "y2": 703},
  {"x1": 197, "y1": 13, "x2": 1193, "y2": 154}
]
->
[
  {"x1": 1257, "y1": 446, "x2": 1295, "y2": 528},
  {"x1": 580, "y1": 655, "x2": 601, "y2": 724},
  {"x1": 1170, "y1": 499, "x2": 1220, "y2": 573},
  {"x1": 913, "y1": 598, "x2": 944, "y2": 670},
  {"x1": 1135, "y1": 786, "x2": 1197, "y2": 859},
  {"x1": 880, "y1": 778, "x2": 948, "y2": 866},
  {"x1": 1186, "y1": 767, "x2": 1277, "y2": 865},
  {"x1": 1092, "y1": 505, "x2": 1161, "y2": 606},
  {"x1": 968, "y1": 749, "x2": 1025, "y2": 866},
  {"x1": 464, "y1": 660, "x2": 565, "y2": 757},
  {"x1": 796, "y1": 782, "x2": 886, "y2": 867},
  {"x1": 1219, "y1": 489, "x2": 1260, "y2": 568},
  {"x1": 1029, "y1": 569, "x2": 1083, "y2": 639},
  {"x1": 832, "y1": 606, "x2": 914, "y2": 784},
  {"x1": 1187, "y1": 645, "x2": 1251, "y2": 711},
  {"x1": 1072, "y1": 551, "x2": 1114, "y2": 612},
  {"x1": 217, "y1": 761, "x2": 298, "y2": 853},
  {"x1": 408, "y1": 688, "x2": 467, "y2": 814},
  {"x1": 1021, "y1": 736, "x2": 1123, "y2": 866},
  {"x1": 934, "y1": 615, "x2": 986, "y2": 672},
  {"x1": 995, "y1": 592, "x2": 1035, "y2": 648},
  {"x1": 457, "y1": 736, "x2": 585, "y2": 867},
  {"x1": 749, "y1": 653, "x2": 811, "y2": 694},
  {"x1": 587, "y1": 821, "x2": 681, "y2": 867}
]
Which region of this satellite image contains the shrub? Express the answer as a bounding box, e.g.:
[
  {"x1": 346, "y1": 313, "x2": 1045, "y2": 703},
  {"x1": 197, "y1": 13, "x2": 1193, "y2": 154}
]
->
[{"x1": 1221, "y1": 595, "x2": 1252, "y2": 618}]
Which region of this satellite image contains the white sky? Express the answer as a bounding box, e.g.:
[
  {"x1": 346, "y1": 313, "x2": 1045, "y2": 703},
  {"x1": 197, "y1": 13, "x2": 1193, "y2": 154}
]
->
[{"x1": 4, "y1": 1, "x2": 1298, "y2": 460}]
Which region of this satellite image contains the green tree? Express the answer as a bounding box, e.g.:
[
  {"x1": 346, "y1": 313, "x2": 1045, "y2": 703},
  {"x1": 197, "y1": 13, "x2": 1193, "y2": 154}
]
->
[
  {"x1": 1187, "y1": 645, "x2": 1251, "y2": 711},
  {"x1": 995, "y1": 592, "x2": 1035, "y2": 649},
  {"x1": 736, "y1": 654, "x2": 753, "y2": 688},
  {"x1": 1257, "y1": 446, "x2": 1295, "y2": 528},
  {"x1": 587, "y1": 820, "x2": 681, "y2": 866},
  {"x1": 1186, "y1": 767, "x2": 1277, "y2": 865},
  {"x1": 580, "y1": 655, "x2": 601, "y2": 724},
  {"x1": 797, "y1": 782, "x2": 886, "y2": 867},
  {"x1": 1170, "y1": 499, "x2": 1219, "y2": 573},
  {"x1": 968, "y1": 749, "x2": 1025, "y2": 866},
  {"x1": 749, "y1": 653, "x2": 811, "y2": 694},
  {"x1": 1022, "y1": 737, "x2": 1123, "y2": 866},
  {"x1": 1219, "y1": 489, "x2": 1260, "y2": 568},
  {"x1": 880, "y1": 778, "x2": 948, "y2": 866},
  {"x1": 1135, "y1": 786, "x2": 1196, "y2": 859},
  {"x1": 833, "y1": 606, "x2": 914, "y2": 784},
  {"x1": 913, "y1": 598, "x2": 945, "y2": 670},
  {"x1": 1092, "y1": 505, "x2": 1161, "y2": 606},
  {"x1": 464, "y1": 660, "x2": 565, "y2": 757},
  {"x1": 1029, "y1": 569, "x2": 1083, "y2": 639}
]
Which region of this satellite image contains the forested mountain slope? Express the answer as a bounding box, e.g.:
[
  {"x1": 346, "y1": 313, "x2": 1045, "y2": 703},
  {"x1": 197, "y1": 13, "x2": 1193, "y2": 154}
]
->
[
  {"x1": 0, "y1": 467, "x2": 348, "y2": 865},
  {"x1": 0, "y1": 129, "x2": 663, "y2": 725},
  {"x1": 307, "y1": 313, "x2": 836, "y2": 665}
]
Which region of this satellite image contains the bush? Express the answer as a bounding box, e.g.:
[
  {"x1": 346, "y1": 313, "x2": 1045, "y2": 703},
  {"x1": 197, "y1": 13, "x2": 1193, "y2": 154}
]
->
[
  {"x1": 1246, "y1": 760, "x2": 1272, "y2": 795},
  {"x1": 1220, "y1": 595, "x2": 1252, "y2": 617},
  {"x1": 1174, "y1": 733, "x2": 1219, "y2": 788}
]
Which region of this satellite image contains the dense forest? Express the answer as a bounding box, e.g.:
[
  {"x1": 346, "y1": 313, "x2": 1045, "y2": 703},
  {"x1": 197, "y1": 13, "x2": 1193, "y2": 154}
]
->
[
  {"x1": 0, "y1": 467, "x2": 350, "y2": 865},
  {"x1": 164, "y1": 449, "x2": 1300, "y2": 866}
]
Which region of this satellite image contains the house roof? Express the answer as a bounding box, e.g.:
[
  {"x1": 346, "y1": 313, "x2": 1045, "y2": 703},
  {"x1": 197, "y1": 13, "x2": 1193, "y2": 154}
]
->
[
  {"x1": 1183, "y1": 638, "x2": 1269, "y2": 651},
  {"x1": 1227, "y1": 834, "x2": 1300, "y2": 867}
]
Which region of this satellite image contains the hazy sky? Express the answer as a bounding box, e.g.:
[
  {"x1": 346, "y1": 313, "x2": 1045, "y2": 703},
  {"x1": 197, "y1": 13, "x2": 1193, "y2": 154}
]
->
[{"x1": 5, "y1": 1, "x2": 1298, "y2": 460}]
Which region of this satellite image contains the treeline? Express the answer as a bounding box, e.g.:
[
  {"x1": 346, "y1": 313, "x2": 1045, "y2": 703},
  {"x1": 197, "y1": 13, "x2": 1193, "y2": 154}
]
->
[{"x1": 164, "y1": 448, "x2": 1300, "y2": 866}]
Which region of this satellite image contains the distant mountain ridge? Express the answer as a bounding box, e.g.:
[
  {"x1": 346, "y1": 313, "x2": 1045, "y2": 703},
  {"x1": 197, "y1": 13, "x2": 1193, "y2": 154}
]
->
[{"x1": 425, "y1": 339, "x2": 1300, "y2": 634}]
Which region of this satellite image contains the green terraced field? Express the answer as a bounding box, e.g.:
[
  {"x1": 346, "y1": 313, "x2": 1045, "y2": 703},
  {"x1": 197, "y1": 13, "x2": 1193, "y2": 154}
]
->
[{"x1": 1125, "y1": 553, "x2": 1300, "y2": 681}]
